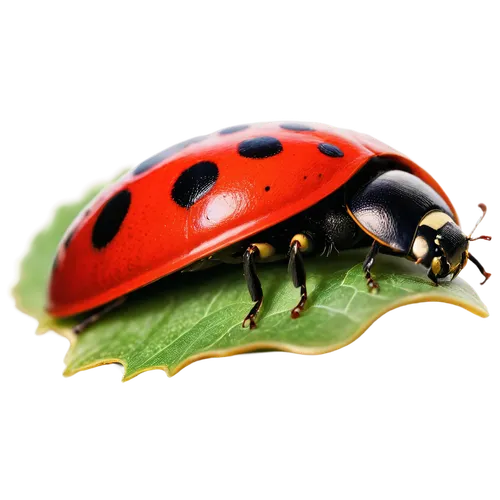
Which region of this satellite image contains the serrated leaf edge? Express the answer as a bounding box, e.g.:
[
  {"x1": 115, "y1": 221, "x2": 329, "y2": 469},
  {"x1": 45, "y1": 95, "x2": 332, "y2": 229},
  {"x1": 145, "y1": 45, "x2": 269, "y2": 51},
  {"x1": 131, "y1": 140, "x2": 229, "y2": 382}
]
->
[{"x1": 13, "y1": 286, "x2": 488, "y2": 381}]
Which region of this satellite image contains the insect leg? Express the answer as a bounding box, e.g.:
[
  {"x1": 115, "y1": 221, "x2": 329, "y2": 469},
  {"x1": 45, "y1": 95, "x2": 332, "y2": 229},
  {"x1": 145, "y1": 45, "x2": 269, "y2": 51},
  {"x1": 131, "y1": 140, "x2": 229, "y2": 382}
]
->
[
  {"x1": 73, "y1": 296, "x2": 127, "y2": 334},
  {"x1": 468, "y1": 253, "x2": 492, "y2": 285},
  {"x1": 289, "y1": 234, "x2": 311, "y2": 319},
  {"x1": 242, "y1": 243, "x2": 274, "y2": 329},
  {"x1": 363, "y1": 241, "x2": 381, "y2": 292}
]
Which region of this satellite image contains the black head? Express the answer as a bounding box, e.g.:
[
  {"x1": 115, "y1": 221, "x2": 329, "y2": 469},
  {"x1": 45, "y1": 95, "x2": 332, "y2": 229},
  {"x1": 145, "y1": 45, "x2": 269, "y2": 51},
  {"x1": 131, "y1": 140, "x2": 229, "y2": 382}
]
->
[{"x1": 411, "y1": 205, "x2": 491, "y2": 285}]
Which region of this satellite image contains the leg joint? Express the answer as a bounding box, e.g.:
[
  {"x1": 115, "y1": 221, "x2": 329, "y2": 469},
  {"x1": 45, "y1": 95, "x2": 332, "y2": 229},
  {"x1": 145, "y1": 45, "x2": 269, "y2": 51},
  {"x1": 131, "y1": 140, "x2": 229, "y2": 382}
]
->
[{"x1": 290, "y1": 233, "x2": 312, "y2": 253}]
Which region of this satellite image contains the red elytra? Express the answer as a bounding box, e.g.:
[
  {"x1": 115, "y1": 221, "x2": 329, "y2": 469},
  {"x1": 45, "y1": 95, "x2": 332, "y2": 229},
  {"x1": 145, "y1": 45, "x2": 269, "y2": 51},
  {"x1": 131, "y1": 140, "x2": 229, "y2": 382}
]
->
[{"x1": 47, "y1": 122, "x2": 458, "y2": 317}]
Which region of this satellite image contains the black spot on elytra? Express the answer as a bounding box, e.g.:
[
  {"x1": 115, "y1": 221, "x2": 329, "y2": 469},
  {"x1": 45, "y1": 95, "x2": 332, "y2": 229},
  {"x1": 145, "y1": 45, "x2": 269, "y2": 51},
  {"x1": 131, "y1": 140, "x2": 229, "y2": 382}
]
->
[
  {"x1": 172, "y1": 161, "x2": 219, "y2": 208},
  {"x1": 64, "y1": 229, "x2": 75, "y2": 249},
  {"x1": 133, "y1": 152, "x2": 171, "y2": 176},
  {"x1": 219, "y1": 124, "x2": 249, "y2": 135},
  {"x1": 92, "y1": 190, "x2": 132, "y2": 249},
  {"x1": 183, "y1": 136, "x2": 207, "y2": 147},
  {"x1": 280, "y1": 123, "x2": 315, "y2": 132},
  {"x1": 264, "y1": 185, "x2": 270, "y2": 192},
  {"x1": 238, "y1": 136, "x2": 283, "y2": 159},
  {"x1": 132, "y1": 135, "x2": 207, "y2": 176},
  {"x1": 318, "y1": 142, "x2": 344, "y2": 158}
]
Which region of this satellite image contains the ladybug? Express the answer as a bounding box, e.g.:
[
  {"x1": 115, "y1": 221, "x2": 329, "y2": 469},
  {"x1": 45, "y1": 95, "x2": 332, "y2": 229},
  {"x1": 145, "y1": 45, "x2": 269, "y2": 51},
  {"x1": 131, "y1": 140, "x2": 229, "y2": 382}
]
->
[{"x1": 47, "y1": 122, "x2": 491, "y2": 332}]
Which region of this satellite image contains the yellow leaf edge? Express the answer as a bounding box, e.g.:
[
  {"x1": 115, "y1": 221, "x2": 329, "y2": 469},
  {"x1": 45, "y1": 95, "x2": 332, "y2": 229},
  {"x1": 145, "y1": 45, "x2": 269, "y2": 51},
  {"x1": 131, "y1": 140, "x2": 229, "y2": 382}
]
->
[{"x1": 12, "y1": 284, "x2": 488, "y2": 381}]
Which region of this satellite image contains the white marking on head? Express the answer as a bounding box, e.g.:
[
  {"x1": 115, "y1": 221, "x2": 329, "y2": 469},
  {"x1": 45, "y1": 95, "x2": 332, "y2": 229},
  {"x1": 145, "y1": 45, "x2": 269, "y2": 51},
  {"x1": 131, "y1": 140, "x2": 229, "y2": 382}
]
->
[
  {"x1": 419, "y1": 211, "x2": 454, "y2": 230},
  {"x1": 412, "y1": 236, "x2": 429, "y2": 259}
]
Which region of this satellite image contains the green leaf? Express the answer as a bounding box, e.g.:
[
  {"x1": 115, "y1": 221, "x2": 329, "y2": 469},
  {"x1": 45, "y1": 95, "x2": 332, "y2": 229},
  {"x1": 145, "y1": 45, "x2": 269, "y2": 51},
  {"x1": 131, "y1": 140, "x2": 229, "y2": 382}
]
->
[{"x1": 13, "y1": 176, "x2": 488, "y2": 380}]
